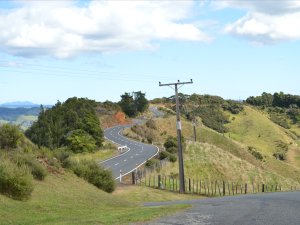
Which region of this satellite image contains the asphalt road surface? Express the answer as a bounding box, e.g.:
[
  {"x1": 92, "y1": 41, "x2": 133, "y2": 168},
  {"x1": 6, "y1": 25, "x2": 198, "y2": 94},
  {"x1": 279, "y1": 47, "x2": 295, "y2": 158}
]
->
[
  {"x1": 101, "y1": 124, "x2": 158, "y2": 179},
  {"x1": 143, "y1": 191, "x2": 300, "y2": 225}
]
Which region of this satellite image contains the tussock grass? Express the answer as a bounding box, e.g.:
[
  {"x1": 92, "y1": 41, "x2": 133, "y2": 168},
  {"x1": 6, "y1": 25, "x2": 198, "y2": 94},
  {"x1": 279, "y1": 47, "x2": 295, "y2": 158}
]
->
[{"x1": 153, "y1": 142, "x2": 298, "y2": 188}]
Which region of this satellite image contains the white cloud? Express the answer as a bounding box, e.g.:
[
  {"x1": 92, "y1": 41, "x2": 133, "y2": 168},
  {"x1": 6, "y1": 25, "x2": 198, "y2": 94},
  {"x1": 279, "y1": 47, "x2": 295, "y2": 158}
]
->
[
  {"x1": 0, "y1": 0, "x2": 210, "y2": 58},
  {"x1": 218, "y1": 1, "x2": 300, "y2": 43}
]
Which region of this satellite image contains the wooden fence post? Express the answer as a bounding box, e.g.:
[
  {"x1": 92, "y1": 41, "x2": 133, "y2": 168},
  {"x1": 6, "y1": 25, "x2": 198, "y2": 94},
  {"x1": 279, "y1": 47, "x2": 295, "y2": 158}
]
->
[
  {"x1": 262, "y1": 184, "x2": 265, "y2": 192},
  {"x1": 245, "y1": 183, "x2": 247, "y2": 194},
  {"x1": 200, "y1": 180, "x2": 202, "y2": 195},
  {"x1": 132, "y1": 172, "x2": 136, "y2": 185},
  {"x1": 158, "y1": 175, "x2": 161, "y2": 189}
]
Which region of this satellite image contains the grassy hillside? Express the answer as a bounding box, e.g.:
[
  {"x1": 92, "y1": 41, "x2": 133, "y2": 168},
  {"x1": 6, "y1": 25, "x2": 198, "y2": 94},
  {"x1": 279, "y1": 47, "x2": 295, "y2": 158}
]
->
[
  {"x1": 0, "y1": 173, "x2": 189, "y2": 225},
  {"x1": 152, "y1": 142, "x2": 298, "y2": 188},
  {"x1": 129, "y1": 109, "x2": 300, "y2": 188},
  {"x1": 225, "y1": 106, "x2": 300, "y2": 171},
  {"x1": 226, "y1": 106, "x2": 294, "y2": 155}
]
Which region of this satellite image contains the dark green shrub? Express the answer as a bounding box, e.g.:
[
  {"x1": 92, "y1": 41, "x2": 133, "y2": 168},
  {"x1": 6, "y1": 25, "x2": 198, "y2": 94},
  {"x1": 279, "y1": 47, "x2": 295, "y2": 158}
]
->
[
  {"x1": 247, "y1": 146, "x2": 263, "y2": 161},
  {"x1": 0, "y1": 124, "x2": 24, "y2": 149},
  {"x1": 53, "y1": 148, "x2": 73, "y2": 168},
  {"x1": 164, "y1": 136, "x2": 177, "y2": 149},
  {"x1": 270, "y1": 114, "x2": 291, "y2": 129},
  {"x1": 0, "y1": 158, "x2": 33, "y2": 200},
  {"x1": 273, "y1": 151, "x2": 287, "y2": 161},
  {"x1": 12, "y1": 153, "x2": 47, "y2": 180},
  {"x1": 166, "y1": 146, "x2": 177, "y2": 154},
  {"x1": 169, "y1": 154, "x2": 177, "y2": 163},
  {"x1": 71, "y1": 160, "x2": 115, "y2": 193},
  {"x1": 194, "y1": 106, "x2": 229, "y2": 133},
  {"x1": 66, "y1": 129, "x2": 96, "y2": 153},
  {"x1": 145, "y1": 158, "x2": 160, "y2": 169},
  {"x1": 222, "y1": 100, "x2": 244, "y2": 114},
  {"x1": 159, "y1": 151, "x2": 169, "y2": 160}
]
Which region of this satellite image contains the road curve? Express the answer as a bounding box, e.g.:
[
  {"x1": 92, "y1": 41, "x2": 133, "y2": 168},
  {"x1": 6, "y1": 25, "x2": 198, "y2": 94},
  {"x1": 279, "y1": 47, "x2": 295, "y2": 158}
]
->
[
  {"x1": 143, "y1": 191, "x2": 300, "y2": 225},
  {"x1": 101, "y1": 124, "x2": 159, "y2": 179}
]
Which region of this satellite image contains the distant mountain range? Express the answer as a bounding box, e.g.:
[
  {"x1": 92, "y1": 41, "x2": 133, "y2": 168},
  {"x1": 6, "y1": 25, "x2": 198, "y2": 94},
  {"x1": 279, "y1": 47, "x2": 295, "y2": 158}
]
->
[{"x1": 0, "y1": 101, "x2": 52, "y2": 108}]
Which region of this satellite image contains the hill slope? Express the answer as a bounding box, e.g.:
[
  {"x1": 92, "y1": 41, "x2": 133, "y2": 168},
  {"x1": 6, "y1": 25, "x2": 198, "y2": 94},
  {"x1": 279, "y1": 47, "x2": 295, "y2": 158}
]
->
[{"x1": 0, "y1": 173, "x2": 188, "y2": 225}]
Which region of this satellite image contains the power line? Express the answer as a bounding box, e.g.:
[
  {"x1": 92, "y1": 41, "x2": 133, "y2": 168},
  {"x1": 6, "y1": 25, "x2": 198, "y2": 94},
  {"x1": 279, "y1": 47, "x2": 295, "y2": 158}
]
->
[
  {"x1": 0, "y1": 60, "x2": 172, "y2": 81},
  {"x1": 159, "y1": 79, "x2": 193, "y2": 194}
]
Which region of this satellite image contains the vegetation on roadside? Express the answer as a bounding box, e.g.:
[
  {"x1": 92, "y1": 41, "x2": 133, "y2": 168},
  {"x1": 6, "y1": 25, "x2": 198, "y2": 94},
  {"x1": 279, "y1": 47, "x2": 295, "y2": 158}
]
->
[{"x1": 26, "y1": 97, "x2": 104, "y2": 151}]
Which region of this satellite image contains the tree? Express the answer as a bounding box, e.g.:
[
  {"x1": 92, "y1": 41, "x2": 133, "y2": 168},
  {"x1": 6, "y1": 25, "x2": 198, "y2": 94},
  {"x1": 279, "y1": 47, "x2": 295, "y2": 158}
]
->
[
  {"x1": 26, "y1": 97, "x2": 103, "y2": 150},
  {"x1": 119, "y1": 91, "x2": 149, "y2": 117},
  {"x1": 65, "y1": 129, "x2": 96, "y2": 153},
  {"x1": 0, "y1": 124, "x2": 24, "y2": 149},
  {"x1": 134, "y1": 91, "x2": 149, "y2": 113},
  {"x1": 119, "y1": 92, "x2": 136, "y2": 117}
]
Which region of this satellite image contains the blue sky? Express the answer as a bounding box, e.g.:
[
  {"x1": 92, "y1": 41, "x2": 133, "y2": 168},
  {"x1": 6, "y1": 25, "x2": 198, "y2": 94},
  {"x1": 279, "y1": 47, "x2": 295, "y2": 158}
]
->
[{"x1": 0, "y1": 0, "x2": 299, "y2": 104}]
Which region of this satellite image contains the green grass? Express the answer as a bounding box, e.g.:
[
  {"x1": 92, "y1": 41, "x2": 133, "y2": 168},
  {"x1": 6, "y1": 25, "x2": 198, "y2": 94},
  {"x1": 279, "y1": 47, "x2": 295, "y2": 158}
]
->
[
  {"x1": 0, "y1": 173, "x2": 189, "y2": 225},
  {"x1": 113, "y1": 184, "x2": 199, "y2": 203},
  {"x1": 71, "y1": 149, "x2": 117, "y2": 162},
  {"x1": 151, "y1": 142, "x2": 298, "y2": 189},
  {"x1": 226, "y1": 106, "x2": 294, "y2": 155},
  {"x1": 145, "y1": 111, "x2": 300, "y2": 189}
]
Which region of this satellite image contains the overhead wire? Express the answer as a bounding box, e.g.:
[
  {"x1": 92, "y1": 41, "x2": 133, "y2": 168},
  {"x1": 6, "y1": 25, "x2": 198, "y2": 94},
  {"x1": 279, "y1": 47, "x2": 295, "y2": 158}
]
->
[{"x1": 0, "y1": 60, "x2": 173, "y2": 82}]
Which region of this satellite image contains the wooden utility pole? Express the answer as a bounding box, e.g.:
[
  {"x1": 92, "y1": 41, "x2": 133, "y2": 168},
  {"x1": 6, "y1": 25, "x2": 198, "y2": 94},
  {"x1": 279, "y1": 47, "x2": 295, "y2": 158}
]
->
[{"x1": 159, "y1": 79, "x2": 193, "y2": 193}]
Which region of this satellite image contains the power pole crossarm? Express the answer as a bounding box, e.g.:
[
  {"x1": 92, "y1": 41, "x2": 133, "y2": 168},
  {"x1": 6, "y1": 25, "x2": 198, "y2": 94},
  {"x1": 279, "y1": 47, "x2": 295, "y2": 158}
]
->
[{"x1": 159, "y1": 79, "x2": 193, "y2": 194}]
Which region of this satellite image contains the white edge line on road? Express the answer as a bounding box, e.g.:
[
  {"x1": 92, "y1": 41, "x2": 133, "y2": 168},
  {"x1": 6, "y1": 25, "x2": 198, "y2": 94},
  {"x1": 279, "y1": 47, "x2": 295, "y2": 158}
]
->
[
  {"x1": 100, "y1": 137, "x2": 131, "y2": 163},
  {"x1": 102, "y1": 125, "x2": 160, "y2": 181},
  {"x1": 115, "y1": 145, "x2": 159, "y2": 180}
]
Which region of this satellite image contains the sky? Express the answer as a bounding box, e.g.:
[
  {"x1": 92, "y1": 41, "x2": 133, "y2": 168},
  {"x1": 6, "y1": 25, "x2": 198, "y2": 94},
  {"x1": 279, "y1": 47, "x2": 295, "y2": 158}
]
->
[{"x1": 0, "y1": 0, "x2": 299, "y2": 104}]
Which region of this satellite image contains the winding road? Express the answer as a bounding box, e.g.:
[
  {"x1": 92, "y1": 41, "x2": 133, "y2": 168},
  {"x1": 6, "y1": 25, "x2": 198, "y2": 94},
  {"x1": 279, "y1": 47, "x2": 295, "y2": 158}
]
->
[{"x1": 101, "y1": 124, "x2": 159, "y2": 179}]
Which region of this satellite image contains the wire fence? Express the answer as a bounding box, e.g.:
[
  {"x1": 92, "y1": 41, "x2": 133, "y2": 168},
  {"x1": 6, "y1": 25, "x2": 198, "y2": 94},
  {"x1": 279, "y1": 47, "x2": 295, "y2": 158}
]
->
[{"x1": 131, "y1": 174, "x2": 298, "y2": 196}]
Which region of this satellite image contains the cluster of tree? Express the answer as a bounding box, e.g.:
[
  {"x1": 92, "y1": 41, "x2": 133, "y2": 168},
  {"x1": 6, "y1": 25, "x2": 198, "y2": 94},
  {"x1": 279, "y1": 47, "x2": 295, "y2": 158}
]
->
[
  {"x1": 246, "y1": 92, "x2": 300, "y2": 108},
  {"x1": 187, "y1": 94, "x2": 241, "y2": 133},
  {"x1": 25, "y1": 97, "x2": 103, "y2": 152},
  {"x1": 194, "y1": 105, "x2": 229, "y2": 133},
  {"x1": 119, "y1": 91, "x2": 149, "y2": 117},
  {"x1": 247, "y1": 92, "x2": 300, "y2": 125}
]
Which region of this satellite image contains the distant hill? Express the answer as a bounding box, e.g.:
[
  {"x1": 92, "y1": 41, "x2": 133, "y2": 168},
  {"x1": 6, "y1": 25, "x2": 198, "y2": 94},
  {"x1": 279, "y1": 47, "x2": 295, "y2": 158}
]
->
[
  {"x1": 0, "y1": 101, "x2": 39, "y2": 108},
  {"x1": 0, "y1": 101, "x2": 53, "y2": 108}
]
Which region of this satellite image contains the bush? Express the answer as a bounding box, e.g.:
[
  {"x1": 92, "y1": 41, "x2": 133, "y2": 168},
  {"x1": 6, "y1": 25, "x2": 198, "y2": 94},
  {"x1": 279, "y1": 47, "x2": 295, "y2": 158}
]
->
[
  {"x1": 0, "y1": 124, "x2": 24, "y2": 149},
  {"x1": 247, "y1": 146, "x2": 263, "y2": 161},
  {"x1": 164, "y1": 136, "x2": 177, "y2": 149},
  {"x1": 166, "y1": 146, "x2": 177, "y2": 154},
  {"x1": 270, "y1": 114, "x2": 291, "y2": 129},
  {"x1": 71, "y1": 160, "x2": 115, "y2": 193},
  {"x1": 0, "y1": 158, "x2": 33, "y2": 200},
  {"x1": 159, "y1": 151, "x2": 169, "y2": 160},
  {"x1": 145, "y1": 158, "x2": 160, "y2": 169},
  {"x1": 53, "y1": 148, "x2": 73, "y2": 168},
  {"x1": 13, "y1": 154, "x2": 47, "y2": 180},
  {"x1": 65, "y1": 129, "x2": 96, "y2": 153},
  {"x1": 146, "y1": 119, "x2": 157, "y2": 130},
  {"x1": 168, "y1": 154, "x2": 177, "y2": 163}
]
